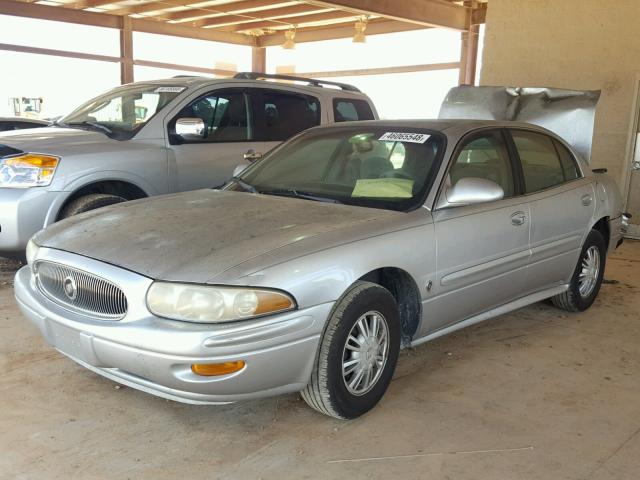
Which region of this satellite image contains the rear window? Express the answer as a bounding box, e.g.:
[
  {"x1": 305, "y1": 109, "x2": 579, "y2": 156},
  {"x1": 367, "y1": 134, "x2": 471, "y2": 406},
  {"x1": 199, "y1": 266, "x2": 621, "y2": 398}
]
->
[
  {"x1": 257, "y1": 90, "x2": 321, "y2": 141},
  {"x1": 333, "y1": 98, "x2": 375, "y2": 122}
]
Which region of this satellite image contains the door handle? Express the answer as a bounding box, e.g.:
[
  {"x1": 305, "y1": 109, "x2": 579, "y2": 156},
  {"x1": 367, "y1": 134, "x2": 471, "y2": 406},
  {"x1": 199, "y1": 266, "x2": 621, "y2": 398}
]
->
[
  {"x1": 243, "y1": 149, "x2": 263, "y2": 162},
  {"x1": 581, "y1": 194, "x2": 593, "y2": 206},
  {"x1": 511, "y1": 211, "x2": 526, "y2": 226}
]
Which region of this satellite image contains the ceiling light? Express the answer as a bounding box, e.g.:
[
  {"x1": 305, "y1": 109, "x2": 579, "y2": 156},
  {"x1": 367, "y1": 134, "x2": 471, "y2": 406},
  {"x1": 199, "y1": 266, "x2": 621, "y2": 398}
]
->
[
  {"x1": 353, "y1": 18, "x2": 367, "y2": 43},
  {"x1": 282, "y1": 29, "x2": 296, "y2": 50}
]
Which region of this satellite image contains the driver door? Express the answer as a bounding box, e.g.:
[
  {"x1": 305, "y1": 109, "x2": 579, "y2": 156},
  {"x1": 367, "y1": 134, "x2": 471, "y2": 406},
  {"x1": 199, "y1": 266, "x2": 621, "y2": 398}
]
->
[
  {"x1": 424, "y1": 129, "x2": 531, "y2": 333},
  {"x1": 168, "y1": 88, "x2": 265, "y2": 191}
]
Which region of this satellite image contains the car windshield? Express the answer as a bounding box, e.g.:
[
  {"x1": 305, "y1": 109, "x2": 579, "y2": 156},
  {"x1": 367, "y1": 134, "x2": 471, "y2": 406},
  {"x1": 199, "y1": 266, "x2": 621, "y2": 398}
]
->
[
  {"x1": 229, "y1": 127, "x2": 445, "y2": 211},
  {"x1": 59, "y1": 84, "x2": 186, "y2": 140}
]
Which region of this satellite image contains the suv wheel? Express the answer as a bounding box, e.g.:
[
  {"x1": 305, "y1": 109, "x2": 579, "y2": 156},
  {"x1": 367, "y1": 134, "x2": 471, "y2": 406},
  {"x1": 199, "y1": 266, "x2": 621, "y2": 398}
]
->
[
  {"x1": 551, "y1": 229, "x2": 606, "y2": 312},
  {"x1": 59, "y1": 193, "x2": 127, "y2": 219},
  {"x1": 301, "y1": 281, "x2": 400, "y2": 419}
]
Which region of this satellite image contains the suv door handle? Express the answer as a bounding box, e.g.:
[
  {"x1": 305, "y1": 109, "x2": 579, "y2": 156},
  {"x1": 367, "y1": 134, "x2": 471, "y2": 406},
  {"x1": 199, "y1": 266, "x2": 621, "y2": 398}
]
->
[
  {"x1": 244, "y1": 150, "x2": 263, "y2": 162},
  {"x1": 581, "y1": 194, "x2": 593, "y2": 206},
  {"x1": 511, "y1": 211, "x2": 526, "y2": 226}
]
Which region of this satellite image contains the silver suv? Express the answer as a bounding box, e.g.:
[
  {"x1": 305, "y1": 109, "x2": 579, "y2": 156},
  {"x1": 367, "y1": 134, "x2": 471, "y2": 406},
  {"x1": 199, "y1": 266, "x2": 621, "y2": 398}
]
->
[{"x1": 0, "y1": 73, "x2": 377, "y2": 258}]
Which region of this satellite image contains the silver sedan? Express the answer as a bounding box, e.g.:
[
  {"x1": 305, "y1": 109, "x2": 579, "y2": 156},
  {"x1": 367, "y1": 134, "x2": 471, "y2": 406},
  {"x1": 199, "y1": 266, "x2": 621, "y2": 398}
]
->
[{"x1": 14, "y1": 120, "x2": 625, "y2": 419}]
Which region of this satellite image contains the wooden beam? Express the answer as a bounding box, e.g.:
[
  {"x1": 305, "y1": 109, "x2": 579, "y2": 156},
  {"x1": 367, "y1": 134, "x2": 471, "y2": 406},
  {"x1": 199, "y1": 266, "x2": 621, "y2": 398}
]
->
[
  {"x1": 459, "y1": 1, "x2": 479, "y2": 85},
  {"x1": 108, "y1": 0, "x2": 195, "y2": 16},
  {"x1": 0, "y1": 0, "x2": 120, "y2": 28},
  {"x1": 251, "y1": 46, "x2": 266, "y2": 73},
  {"x1": 257, "y1": 18, "x2": 426, "y2": 46},
  {"x1": 304, "y1": 0, "x2": 469, "y2": 30},
  {"x1": 298, "y1": 62, "x2": 460, "y2": 78},
  {"x1": 134, "y1": 59, "x2": 236, "y2": 75},
  {"x1": 0, "y1": 0, "x2": 254, "y2": 44},
  {"x1": 196, "y1": 5, "x2": 328, "y2": 28},
  {"x1": 70, "y1": 0, "x2": 128, "y2": 10},
  {"x1": 471, "y1": 3, "x2": 487, "y2": 24},
  {"x1": 0, "y1": 41, "x2": 121, "y2": 63},
  {"x1": 120, "y1": 16, "x2": 134, "y2": 84},
  {"x1": 224, "y1": 11, "x2": 358, "y2": 31},
  {"x1": 158, "y1": 0, "x2": 296, "y2": 22}
]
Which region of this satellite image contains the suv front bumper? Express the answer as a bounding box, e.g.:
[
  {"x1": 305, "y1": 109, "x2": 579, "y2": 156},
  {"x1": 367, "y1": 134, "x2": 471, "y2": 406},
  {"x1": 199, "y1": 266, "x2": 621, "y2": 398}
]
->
[
  {"x1": 0, "y1": 188, "x2": 59, "y2": 257},
  {"x1": 14, "y1": 251, "x2": 332, "y2": 404}
]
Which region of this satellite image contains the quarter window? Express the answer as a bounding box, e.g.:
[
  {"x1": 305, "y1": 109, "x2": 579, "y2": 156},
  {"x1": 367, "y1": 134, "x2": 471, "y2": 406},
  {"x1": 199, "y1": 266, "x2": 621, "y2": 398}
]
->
[
  {"x1": 450, "y1": 132, "x2": 515, "y2": 198},
  {"x1": 173, "y1": 90, "x2": 249, "y2": 143},
  {"x1": 255, "y1": 90, "x2": 320, "y2": 141},
  {"x1": 512, "y1": 130, "x2": 566, "y2": 193},
  {"x1": 333, "y1": 99, "x2": 375, "y2": 122}
]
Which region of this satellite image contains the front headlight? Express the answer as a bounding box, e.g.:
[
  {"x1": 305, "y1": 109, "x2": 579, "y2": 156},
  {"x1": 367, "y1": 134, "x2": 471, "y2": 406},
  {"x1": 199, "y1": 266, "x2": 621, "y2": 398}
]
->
[
  {"x1": 25, "y1": 238, "x2": 40, "y2": 265},
  {"x1": 0, "y1": 153, "x2": 59, "y2": 188},
  {"x1": 146, "y1": 282, "x2": 296, "y2": 323}
]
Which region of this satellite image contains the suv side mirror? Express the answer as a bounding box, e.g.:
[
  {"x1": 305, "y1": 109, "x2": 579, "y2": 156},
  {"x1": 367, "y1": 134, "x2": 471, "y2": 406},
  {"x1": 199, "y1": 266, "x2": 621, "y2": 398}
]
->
[
  {"x1": 441, "y1": 177, "x2": 504, "y2": 207},
  {"x1": 175, "y1": 117, "x2": 205, "y2": 140}
]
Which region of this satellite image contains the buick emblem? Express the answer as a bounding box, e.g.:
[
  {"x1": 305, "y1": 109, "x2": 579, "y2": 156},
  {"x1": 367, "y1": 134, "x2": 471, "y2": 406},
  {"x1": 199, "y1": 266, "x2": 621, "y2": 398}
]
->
[{"x1": 63, "y1": 276, "x2": 78, "y2": 301}]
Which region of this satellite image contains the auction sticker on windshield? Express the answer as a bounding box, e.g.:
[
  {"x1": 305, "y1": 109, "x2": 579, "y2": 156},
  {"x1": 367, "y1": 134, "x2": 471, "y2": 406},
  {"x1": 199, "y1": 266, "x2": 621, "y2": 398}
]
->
[{"x1": 379, "y1": 132, "x2": 430, "y2": 144}]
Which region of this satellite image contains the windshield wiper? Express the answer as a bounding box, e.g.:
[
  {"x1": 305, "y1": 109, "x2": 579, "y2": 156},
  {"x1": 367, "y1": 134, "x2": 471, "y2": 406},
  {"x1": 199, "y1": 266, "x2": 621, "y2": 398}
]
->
[
  {"x1": 66, "y1": 121, "x2": 113, "y2": 135},
  {"x1": 231, "y1": 177, "x2": 258, "y2": 193},
  {"x1": 259, "y1": 188, "x2": 342, "y2": 204}
]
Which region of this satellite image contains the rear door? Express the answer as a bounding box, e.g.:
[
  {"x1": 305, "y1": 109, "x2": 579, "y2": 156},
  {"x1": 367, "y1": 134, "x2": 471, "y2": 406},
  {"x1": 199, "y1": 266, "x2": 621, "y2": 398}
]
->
[
  {"x1": 251, "y1": 88, "x2": 322, "y2": 156},
  {"x1": 426, "y1": 129, "x2": 531, "y2": 332},
  {"x1": 167, "y1": 88, "x2": 264, "y2": 191},
  {"x1": 507, "y1": 129, "x2": 595, "y2": 292}
]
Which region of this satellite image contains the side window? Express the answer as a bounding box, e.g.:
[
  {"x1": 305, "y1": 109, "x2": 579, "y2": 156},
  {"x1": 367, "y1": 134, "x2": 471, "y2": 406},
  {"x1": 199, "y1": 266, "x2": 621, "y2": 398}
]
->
[
  {"x1": 254, "y1": 90, "x2": 320, "y2": 142},
  {"x1": 333, "y1": 99, "x2": 375, "y2": 122},
  {"x1": 554, "y1": 140, "x2": 581, "y2": 182},
  {"x1": 449, "y1": 132, "x2": 515, "y2": 198},
  {"x1": 173, "y1": 90, "x2": 249, "y2": 143},
  {"x1": 512, "y1": 130, "x2": 566, "y2": 193}
]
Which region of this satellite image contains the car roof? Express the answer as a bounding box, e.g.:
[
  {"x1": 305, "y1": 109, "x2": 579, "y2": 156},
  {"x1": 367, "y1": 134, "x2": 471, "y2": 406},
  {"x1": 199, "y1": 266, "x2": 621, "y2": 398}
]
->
[
  {"x1": 122, "y1": 75, "x2": 369, "y2": 98},
  {"x1": 310, "y1": 119, "x2": 558, "y2": 137}
]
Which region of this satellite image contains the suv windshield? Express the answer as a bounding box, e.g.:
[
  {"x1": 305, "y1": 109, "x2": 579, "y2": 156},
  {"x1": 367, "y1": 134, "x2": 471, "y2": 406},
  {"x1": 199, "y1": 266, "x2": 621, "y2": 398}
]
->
[
  {"x1": 59, "y1": 84, "x2": 186, "y2": 140},
  {"x1": 229, "y1": 127, "x2": 444, "y2": 211}
]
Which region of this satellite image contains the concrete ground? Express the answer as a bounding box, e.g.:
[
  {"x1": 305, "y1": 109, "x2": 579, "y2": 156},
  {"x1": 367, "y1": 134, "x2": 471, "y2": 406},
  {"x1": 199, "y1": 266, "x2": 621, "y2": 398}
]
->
[{"x1": 1, "y1": 243, "x2": 639, "y2": 480}]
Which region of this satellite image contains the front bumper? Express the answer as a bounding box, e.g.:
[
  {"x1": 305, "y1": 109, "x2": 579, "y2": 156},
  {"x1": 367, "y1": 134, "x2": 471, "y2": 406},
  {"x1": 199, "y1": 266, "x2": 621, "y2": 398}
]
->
[
  {"x1": 14, "y1": 249, "x2": 333, "y2": 404},
  {"x1": 0, "y1": 187, "x2": 60, "y2": 256}
]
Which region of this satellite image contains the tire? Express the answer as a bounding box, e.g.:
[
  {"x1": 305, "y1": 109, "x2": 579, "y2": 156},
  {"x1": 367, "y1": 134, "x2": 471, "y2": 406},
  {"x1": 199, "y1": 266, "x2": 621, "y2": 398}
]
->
[
  {"x1": 551, "y1": 229, "x2": 606, "y2": 312},
  {"x1": 301, "y1": 281, "x2": 401, "y2": 419},
  {"x1": 59, "y1": 193, "x2": 127, "y2": 219}
]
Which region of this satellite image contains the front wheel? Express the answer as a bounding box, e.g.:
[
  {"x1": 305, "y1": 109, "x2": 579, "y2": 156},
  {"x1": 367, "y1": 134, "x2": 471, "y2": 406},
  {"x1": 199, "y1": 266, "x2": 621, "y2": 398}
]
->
[
  {"x1": 59, "y1": 193, "x2": 127, "y2": 219},
  {"x1": 551, "y1": 229, "x2": 606, "y2": 312},
  {"x1": 301, "y1": 281, "x2": 400, "y2": 419}
]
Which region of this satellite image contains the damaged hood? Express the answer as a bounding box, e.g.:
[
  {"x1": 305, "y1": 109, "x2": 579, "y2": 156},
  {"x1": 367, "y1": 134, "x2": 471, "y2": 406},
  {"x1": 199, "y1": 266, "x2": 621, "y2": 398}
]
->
[
  {"x1": 34, "y1": 189, "x2": 400, "y2": 283},
  {"x1": 439, "y1": 86, "x2": 600, "y2": 161}
]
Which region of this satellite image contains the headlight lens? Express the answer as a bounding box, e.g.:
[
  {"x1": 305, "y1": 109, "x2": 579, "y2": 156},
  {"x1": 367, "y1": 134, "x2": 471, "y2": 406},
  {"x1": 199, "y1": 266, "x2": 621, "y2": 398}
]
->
[
  {"x1": 146, "y1": 282, "x2": 296, "y2": 323},
  {"x1": 25, "y1": 238, "x2": 40, "y2": 265},
  {"x1": 0, "y1": 154, "x2": 59, "y2": 188}
]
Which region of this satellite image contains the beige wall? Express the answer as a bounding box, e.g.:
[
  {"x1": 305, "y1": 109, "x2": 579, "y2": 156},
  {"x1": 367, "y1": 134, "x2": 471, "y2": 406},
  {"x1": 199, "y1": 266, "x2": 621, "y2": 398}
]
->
[{"x1": 480, "y1": 0, "x2": 640, "y2": 189}]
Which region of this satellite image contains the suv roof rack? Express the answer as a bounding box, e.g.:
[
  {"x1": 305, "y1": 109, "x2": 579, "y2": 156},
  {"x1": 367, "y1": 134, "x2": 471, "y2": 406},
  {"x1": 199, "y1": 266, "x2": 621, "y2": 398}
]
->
[{"x1": 233, "y1": 72, "x2": 361, "y2": 92}]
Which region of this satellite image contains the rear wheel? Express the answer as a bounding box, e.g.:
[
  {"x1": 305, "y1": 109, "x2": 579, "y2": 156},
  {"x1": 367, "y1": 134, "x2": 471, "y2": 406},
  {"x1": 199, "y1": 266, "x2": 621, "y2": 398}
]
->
[
  {"x1": 59, "y1": 193, "x2": 127, "y2": 219},
  {"x1": 551, "y1": 229, "x2": 606, "y2": 312},
  {"x1": 301, "y1": 281, "x2": 400, "y2": 419}
]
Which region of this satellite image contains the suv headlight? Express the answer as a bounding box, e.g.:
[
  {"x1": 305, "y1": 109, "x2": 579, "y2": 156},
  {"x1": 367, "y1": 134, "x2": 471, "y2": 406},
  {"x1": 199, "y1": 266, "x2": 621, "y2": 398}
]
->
[
  {"x1": 0, "y1": 154, "x2": 59, "y2": 188},
  {"x1": 146, "y1": 282, "x2": 296, "y2": 323}
]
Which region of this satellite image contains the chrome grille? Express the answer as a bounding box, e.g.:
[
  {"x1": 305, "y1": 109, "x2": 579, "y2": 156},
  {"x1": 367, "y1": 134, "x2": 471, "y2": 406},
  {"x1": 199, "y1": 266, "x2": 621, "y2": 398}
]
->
[{"x1": 35, "y1": 261, "x2": 128, "y2": 319}]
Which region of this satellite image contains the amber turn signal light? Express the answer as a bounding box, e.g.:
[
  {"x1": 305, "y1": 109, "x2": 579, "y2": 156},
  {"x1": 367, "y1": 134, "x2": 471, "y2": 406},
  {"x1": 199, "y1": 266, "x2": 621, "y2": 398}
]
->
[{"x1": 191, "y1": 361, "x2": 245, "y2": 376}]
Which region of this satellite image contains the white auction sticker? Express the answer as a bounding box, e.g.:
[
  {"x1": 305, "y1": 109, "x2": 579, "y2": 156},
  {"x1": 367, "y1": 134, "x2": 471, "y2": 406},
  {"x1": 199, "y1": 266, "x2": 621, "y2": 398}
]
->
[
  {"x1": 379, "y1": 132, "x2": 430, "y2": 144},
  {"x1": 154, "y1": 86, "x2": 187, "y2": 93}
]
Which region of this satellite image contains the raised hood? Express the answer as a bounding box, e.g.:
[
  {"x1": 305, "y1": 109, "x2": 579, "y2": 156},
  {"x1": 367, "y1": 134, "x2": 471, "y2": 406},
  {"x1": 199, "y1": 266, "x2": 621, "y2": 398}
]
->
[
  {"x1": 439, "y1": 86, "x2": 600, "y2": 162},
  {"x1": 34, "y1": 189, "x2": 399, "y2": 283},
  {"x1": 0, "y1": 127, "x2": 111, "y2": 157}
]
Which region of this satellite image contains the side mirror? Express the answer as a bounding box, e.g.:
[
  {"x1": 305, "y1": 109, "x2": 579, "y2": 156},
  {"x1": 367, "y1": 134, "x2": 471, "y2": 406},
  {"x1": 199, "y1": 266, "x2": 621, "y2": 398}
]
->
[
  {"x1": 175, "y1": 117, "x2": 205, "y2": 139},
  {"x1": 233, "y1": 162, "x2": 250, "y2": 177},
  {"x1": 443, "y1": 177, "x2": 504, "y2": 207}
]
